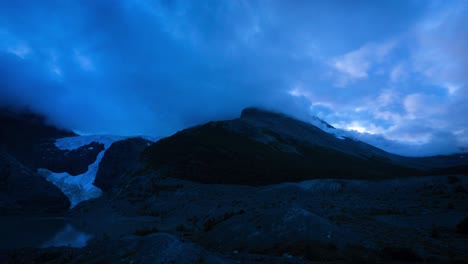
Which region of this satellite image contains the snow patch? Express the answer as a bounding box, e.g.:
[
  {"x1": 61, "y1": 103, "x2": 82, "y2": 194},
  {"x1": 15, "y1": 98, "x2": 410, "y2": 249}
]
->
[{"x1": 309, "y1": 116, "x2": 348, "y2": 140}]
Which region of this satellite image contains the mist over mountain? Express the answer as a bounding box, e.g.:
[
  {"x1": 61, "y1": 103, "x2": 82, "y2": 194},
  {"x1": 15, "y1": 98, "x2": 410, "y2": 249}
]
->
[
  {"x1": 1, "y1": 1, "x2": 468, "y2": 262},
  {"x1": 1, "y1": 0, "x2": 467, "y2": 156},
  {"x1": 144, "y1": 107, "x2": 468, "y2": 185},
  {"x1": 1, "y1": 106, "x2": 468, "y2": 263}
]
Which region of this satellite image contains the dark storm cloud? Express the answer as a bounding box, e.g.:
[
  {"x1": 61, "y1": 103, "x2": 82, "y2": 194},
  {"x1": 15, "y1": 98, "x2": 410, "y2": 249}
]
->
[
  {"x1": 0, "y1": 0, "x2": 466, "y2": 156},
  {"x1": 0, "y1": 0, "x2": 299, "y2": 134}
]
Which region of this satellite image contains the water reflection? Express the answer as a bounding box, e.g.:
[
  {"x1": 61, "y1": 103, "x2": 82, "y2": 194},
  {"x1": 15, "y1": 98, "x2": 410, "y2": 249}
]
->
[
  {"x1": 0, "y1": 217, "x2": 91, "y2": 250},
  {"x1": 41, "y1": 223, "x2": 92, "y2": 248}
]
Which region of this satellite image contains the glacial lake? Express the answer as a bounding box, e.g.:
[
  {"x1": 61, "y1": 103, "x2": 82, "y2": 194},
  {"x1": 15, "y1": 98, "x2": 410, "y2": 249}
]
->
[{"x1": 0, "y1": 217, "x2": 92, "y2": 250}]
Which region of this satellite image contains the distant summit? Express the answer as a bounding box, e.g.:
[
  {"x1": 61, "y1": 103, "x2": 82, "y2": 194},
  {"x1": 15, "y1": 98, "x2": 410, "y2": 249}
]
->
[
  {"x1": 241, "y1": 107, "x2": 333, "y2": 128},
  {"x1": 240, "y1": 107, "x2": 341, "y2": 138},
  {"x1": 240, "y1": 107, "x2": 286, "y2": 119},
  {"x1": 144, "y1": 107, "x2": 467, "y2": 185}
]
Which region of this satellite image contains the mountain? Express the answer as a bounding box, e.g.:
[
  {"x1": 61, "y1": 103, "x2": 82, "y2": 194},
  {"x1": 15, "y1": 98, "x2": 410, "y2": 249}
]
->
[
  {"x1": 0, "y1": 108, "x2": 75, "y2": 160},
  {"x1": 144, "y1": 107, "x2": 468, "y2": 185},
  {"x1": 1, "y1": 107, "x2": 467, "y2": 262},
  {"x1": 0, "y1": 149, "x2": 70, "y2": 214},
  {"x1": 94, "y1": 137, "x2": 152, "y2": 191},
  {"x1": 0, "y1": 108, "x2": 109, "y2": 173},
  {"x1": 0, "y1": 107, "x2": 156, "y2": 210},
  {"x1": 0, "y1": 108, "x2": 108, "y2": 214}
]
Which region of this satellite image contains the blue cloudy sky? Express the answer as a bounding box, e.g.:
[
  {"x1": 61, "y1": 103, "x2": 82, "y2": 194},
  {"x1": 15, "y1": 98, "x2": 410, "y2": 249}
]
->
[{"x1": 0, "y1": 0, "x2": 467, "y2": 156}]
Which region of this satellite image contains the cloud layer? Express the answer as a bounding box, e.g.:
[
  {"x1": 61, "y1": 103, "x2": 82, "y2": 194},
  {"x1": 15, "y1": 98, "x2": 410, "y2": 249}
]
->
[{"x1": 0, "y1": 0, "x2": 467, "y2": 156}]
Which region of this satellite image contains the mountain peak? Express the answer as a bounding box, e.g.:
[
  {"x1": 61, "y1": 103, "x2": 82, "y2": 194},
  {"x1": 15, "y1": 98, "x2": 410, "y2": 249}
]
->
[
  {"x1": 240, "y1": 107, "x2": 288, "y2": 120},
  {"x1": 241, "y1": 107, "x2": 335, "y2": 129},
  {"x1": 145, "y1": 107, "x2": 437, "y2": 185}
]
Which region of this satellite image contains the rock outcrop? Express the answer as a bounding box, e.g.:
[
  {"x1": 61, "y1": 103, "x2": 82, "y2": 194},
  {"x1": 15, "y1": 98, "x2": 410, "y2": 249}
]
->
[
  {"x1": 95, "y1": 137, "x2": 152, "y2": 191},
  {"x1": 32, "y1": 141, "x2": 104, "y2": 176},
  {"x1": 0, "y1": 150, "x2": 70, "y2": 215}
]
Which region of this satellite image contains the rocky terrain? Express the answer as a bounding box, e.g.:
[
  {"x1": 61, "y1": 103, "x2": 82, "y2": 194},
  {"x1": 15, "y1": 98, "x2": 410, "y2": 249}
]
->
[
  {"x1": 1, "y1": 107, "x2": 467, "y2": 263},
  {"x1": 94, "y1": 137, "x2": 152, "y2": 192},
  {"x1": 2, "y1": 173, "x2": 468, "y2": 263}
]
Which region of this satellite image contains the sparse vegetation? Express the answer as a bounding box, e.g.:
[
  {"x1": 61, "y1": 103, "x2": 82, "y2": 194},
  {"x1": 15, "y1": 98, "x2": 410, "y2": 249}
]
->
[
  {"x1": 431, "y1": 225, "x2": 441, "y2": 239},
  {"x1": 176, "y1": 224, "x2": 187, "y2": 232},
  {"x1": 253, "y1": 240, "x2": 340, "y2": 261},
  {"x1": 380, "y1": 247, "x2": 422, "y2": 262},
  {"x1": 203, "y1": 210, "x2": 245, "y2": 232},
  {"x1": 134, "y1": 227, "x2": 159, "y2": 236},
  {"x1": 329, "y1": 214, "x2": 353, "y2": 224},
  {"x1": 35, "y1": 251, "x2": 62, "y2": 262},
  {"x1": 188, "y1": 216, "x2": 199, "y2": 224},
  {"x1": 455, "y1": 185, "x2": 467, "y2": 193},
  {"x1": 456, "y1": 217, "x2": 468, "y2": 235},
  {"x1": 448, "y1": 175, "x2": 461, "y2": 184}
]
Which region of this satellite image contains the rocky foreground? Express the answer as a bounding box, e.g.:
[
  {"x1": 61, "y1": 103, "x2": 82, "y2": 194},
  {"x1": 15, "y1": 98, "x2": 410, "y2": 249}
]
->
[
  {"x1": 1, "y1": 108, "x2": 468, "y2": 263},
  {"x1": 2, "y1": 174, "x2": 468, "y2": 263}
]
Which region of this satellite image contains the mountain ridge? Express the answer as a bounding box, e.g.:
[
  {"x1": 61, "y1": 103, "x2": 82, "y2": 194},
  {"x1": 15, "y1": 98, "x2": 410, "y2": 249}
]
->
[{"x1": 144, "y1": 107, "x2": 468, "y2": 185}]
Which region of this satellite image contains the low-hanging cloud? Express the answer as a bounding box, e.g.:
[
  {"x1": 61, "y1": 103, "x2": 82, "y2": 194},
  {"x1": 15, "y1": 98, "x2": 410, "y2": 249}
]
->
[{"x1": 0, "y1": 0, "x2": 467, "y2": 156}]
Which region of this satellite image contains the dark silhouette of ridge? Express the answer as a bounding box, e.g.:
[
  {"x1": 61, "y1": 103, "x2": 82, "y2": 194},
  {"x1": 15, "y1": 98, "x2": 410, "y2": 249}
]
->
[{"x1": 144, "y1": 107, "x2": 467, "y2": 185}]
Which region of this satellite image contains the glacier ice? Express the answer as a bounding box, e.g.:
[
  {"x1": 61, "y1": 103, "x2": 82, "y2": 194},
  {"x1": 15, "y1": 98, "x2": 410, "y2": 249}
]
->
[
  {"x1": 38, "y1": 135, "x2": 158, "y2": 208},
  {"x1": 38, "y1": 135, "x2": 123, "y2": 208}
]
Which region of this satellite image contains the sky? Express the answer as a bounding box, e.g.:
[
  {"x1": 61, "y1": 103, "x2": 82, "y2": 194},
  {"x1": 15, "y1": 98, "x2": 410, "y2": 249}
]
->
[{"x1": 0, "y1": 0, "x2": 467, "y2": 156}]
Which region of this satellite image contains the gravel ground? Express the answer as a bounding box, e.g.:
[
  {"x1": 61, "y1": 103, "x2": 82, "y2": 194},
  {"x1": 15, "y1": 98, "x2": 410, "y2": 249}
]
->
[{"x1": 2, "y1": 174, "x2": 468, "y2": 263}]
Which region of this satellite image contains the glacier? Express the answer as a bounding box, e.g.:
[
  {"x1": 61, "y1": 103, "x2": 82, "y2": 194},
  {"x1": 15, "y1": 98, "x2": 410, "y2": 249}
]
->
[{"x1": 38, "y1": 135, "x2": 125, "y2": 208}]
